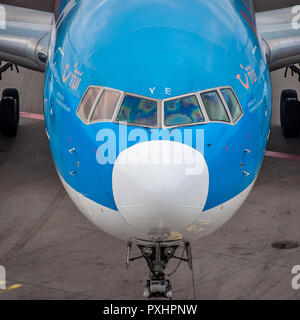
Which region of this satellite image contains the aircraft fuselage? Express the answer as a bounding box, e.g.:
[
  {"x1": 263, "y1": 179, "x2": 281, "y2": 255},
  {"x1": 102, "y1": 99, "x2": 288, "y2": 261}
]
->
[{"x1": 44, "y1": 0, "x2": 272, "y2": 241}]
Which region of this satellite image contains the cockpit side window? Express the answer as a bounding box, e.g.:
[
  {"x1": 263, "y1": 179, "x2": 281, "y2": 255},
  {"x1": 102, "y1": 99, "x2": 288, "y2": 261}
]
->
[
  {"x1": 221, "y1": 88, "x2": 242, "y2": 122},
  {"x1": 116, "y1": 95, "x2": 158, "y2": 127},
  {"x1": 90, "y1": 89, "x2": 121, "y2": 122},
  {"x1": 200, "y1": 91, "x2": 230, "y2": 123},
  {"x1": 164, "y1": 95, "x2": 205, "y2": 127},
  {"x1": 77, "y1": 87, "x2": 100, "y2": 123}
]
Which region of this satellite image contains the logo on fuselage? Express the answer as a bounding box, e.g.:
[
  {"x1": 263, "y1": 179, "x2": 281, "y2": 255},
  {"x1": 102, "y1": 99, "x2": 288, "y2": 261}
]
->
[
  {"x1": 62, "y1": 63, "x2": 82, "y2": 91},
  {"x1": 236, "y1": 64, "x2": 257, "y2": 90}
]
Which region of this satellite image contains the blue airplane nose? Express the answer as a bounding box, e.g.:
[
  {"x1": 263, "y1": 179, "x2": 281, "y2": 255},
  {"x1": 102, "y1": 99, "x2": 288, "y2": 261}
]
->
[{"x1": 112, "y1": 141, "x2": 209, "y2": 234}]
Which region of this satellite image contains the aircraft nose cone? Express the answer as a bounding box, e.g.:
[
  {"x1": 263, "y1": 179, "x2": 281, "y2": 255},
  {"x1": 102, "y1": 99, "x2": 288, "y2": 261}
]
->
[{"x1": 112, "y1": 141, "x2": 209, "y2": 233}]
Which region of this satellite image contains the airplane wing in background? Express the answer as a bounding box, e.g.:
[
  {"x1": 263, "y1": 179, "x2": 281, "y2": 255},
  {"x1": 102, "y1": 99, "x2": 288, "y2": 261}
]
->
[
  {"x1": 256, "y1": 7, "x2": 300, "y2": 71},
  {"x1": 0, "y1": 4, "x2": 54, "y2": 72},
  {"x1": 0, "y1": 4, "x2": 299, "y2": 73}
]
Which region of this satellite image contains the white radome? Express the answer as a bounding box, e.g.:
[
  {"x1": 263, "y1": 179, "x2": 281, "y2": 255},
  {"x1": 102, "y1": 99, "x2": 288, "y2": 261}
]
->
[{"x1": 112, "y1": 140, "x2": 210, "y2": 234}]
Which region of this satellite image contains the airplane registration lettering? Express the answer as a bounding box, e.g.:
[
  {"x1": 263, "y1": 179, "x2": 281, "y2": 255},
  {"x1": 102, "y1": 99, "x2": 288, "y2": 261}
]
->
[
  {"x1": 165, "y1": 88, "x2": 172, "y2": 95},
  {"x1": 149, "y1": 87, "x2": 172, "y2": 96},
  {"x1": 149, "y1": 87, "x2": 156, "y2": 95}
]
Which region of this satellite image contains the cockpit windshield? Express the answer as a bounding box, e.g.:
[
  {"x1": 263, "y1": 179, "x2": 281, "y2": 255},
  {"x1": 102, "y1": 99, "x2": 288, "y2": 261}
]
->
[
  {"x1": 164, "y1": 95, "x2": 205, "y2": 127},
  {"x1": 116, "y1": 95, "x2": 158, "y2": 127}
]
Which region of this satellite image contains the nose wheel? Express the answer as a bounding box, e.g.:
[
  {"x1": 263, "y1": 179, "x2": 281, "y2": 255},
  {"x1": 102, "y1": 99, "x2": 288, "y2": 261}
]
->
[{"x1": 126, "y1": 238, "x2": 196, "y2": 299}]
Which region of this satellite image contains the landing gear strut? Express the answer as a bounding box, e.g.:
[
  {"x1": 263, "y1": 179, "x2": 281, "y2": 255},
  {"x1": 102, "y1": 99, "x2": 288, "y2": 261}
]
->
[{"x1": 126, "y1": 238, "x2": 196, "y2": 299}]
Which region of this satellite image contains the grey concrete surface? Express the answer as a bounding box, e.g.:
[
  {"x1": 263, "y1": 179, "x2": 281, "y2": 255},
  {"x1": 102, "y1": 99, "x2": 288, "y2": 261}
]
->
[
  {"x1": 0, "y1": 0, "x2": 300, "y2": 300},
  {"x1": 0, "y1": 0, "x2": 54, "y2": 11},
  {"x1": 253, "y1": 0, "x2": 300, "y2": 12}
]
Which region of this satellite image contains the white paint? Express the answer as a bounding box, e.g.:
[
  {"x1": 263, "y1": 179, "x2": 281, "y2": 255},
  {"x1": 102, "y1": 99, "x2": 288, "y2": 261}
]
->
[
  {"x1": 112, "y1": 141, "x2": 209, "y2": 233},
  {"x1": 45, "y1": 128, "x2": 50, "y2": 140},
  {"x1": 149, "y1": 87, "x2": 156, "y2": 95},
  {"x1": 58, "y1": 47, "x2": 65, "y2": 56},
  {"x1": 59, "y1": 170, "x2": 256, "y2": 242},
  {"x1": 292, "y1": 265, "x2": 300, "y2": 290},
  {"x1": 0, "y1": 265, "x2": 5, "y2": 290},
  {"x1": 292, "y1": 6, "x2": 300, "y2": 30},
  {"x1": 56, "y1": 0, "x2": 77, "y2": 30},
  {"x1": 182, "y1": 178, "x2": 256, "y2": 239},
  {"x1": 0, "y1": 5, "x2": 6, "y2": 30},
  {"x1": 165, "y1": 88, "x2": 172, "y2": 95},
  {"x1": 59, "y1": 173, "x2": 145, "y2": 241}
]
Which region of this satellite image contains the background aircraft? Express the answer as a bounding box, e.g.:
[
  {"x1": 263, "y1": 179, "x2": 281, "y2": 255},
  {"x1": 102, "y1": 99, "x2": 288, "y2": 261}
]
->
[{"x1": 0, "y1": 0, "x2": 300, "y2": 298}]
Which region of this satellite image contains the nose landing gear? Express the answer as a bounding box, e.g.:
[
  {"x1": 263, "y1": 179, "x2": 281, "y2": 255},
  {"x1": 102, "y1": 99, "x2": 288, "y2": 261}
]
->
[{"x1": 126, "y1": 238, "x2": 196, "y2": 299}]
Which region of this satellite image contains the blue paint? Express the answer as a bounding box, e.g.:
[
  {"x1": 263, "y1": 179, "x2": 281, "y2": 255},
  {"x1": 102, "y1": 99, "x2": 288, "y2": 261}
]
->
[{"x1": 44, "y1": 0, "x2": 272, "y2": 212}]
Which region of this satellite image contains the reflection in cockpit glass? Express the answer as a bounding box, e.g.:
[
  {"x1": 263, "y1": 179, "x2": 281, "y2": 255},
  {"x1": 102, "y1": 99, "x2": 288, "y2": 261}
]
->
[
  {"x1": 201, "y1": 91, "x2": 230, "y2": 122},
  {"x1": 164, "y1": 95, "x2": 205, "y2": 127},
  {"x1": 221, "y1": 88, "x2": 242, "y2": 122},
  {"x1": 77, "y1": 87, "x2": 100, "y2": 122},
  {"x1": 117, "y1": 95, "x2": 157, "y2": 126},
  {"x1": 91, "y1": 89, "x2": 121, "y2": 122}
]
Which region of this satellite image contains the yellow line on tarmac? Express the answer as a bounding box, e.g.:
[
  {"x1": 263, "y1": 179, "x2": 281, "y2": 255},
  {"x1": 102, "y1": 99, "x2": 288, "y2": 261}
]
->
[{"x1": 0, "y1": 284, "x2": 23, "y2": 294}]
